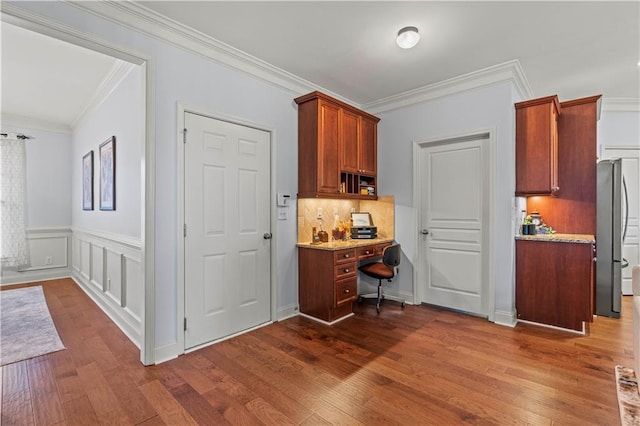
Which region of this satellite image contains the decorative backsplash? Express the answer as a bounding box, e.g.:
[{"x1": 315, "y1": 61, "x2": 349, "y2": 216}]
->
[{"x1": 297, "y1": 195, "x2": 395, "y2": 243}]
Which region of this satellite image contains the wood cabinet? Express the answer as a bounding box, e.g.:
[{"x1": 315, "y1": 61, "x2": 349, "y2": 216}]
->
[
  {"x1": 298, "y1": 241, "x2": 392, "y2": 323},
  {"x1": 515, "y1": 95, "x2": 561, "y2": 196},
  {"x1": 295, "y1": 91, "x2": 380, "y2": 199},
  {"x1": 516, "y1": 239, "x2": 594, "y2": 331}
]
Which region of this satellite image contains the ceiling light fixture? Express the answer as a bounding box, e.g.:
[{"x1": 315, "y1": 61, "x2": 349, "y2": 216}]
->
[{"x1": 396, "y1": 26, "x2": 420, "y2": 49}]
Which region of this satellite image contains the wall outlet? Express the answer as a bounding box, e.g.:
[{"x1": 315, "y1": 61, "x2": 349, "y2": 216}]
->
[
  {"x1": 278, "y1": 207, "x2": 288, "y2": 220},
  {"x1": 317, "y1": 208, "x2": 323, "y2": 218},
  {"x1": 45, "y1": 256, "x2": 53, "y2": 265}
]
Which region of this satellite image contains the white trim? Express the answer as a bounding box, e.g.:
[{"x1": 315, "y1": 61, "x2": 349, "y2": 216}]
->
[
  {"x1": 277, "y1": 305, "x2": 300, "y2": 322},
  {"x1": 412, "y1": 129, "x2": 496, "y2": 322},
  {"x1": 63, "y1": 1, "x2": 536, "y2": 117},
  {"x1": 2, "y1": 4, "x2": 156, "y2": 365},
  {"x1": 184, "y1": 321, "x2": 273, "y2": 355},
  {"x1": 602, "y1": 98, "x2": 640, "y2": 112},
  {"x1": 493, "y1": 310, "x2": 517, "y2": 327},
  {"x1": 0, "y1": 112, "x2": 71, "y2": 134},
  {"x1": 299, "y1": 312, "x2": 355, "y2": 326},
  {"x1": 71, "y1": 60, "x2": 137, "y2": 129},
  {"x1": 65, "y1": 1, "x2": 349, "y2": 105},
  {"x1": 517, "y1": 319, "x2": 586, "y2": 335},
  {"x1": 363, "y1": 60, "x2": 534, "y2": 114},
  {"x1": 176, "y1": 102, "x2": 278, "y2": 360},
  {"x1": 72, "y1": 227, "x2": 142, "y2": 250},
  {"x1": 0, "y1": 227, "x2": 73, "y2": 285}
]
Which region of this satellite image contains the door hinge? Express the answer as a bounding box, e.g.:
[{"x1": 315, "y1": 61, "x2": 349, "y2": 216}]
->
[
  {"x1": 184, "y1": 317, "x2": 187, "y2": 331},
  {"x1": 183, "y1": 128, "x2": 188, "y2": 144},
  {"x1": 184, "y1": 223, "x2": 187, "y2": 237}
]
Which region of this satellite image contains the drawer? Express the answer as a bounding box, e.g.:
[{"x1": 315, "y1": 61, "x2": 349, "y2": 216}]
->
[
  {"x1": 335, "y1": 278, "x2": 357, "y2": 306},
  {"x1": 376, "y1": 242, "x2": 392, "y2": 256},
  {"x1": 334, "y1": 262, "x2": 357, "y2": 280},
  {"x1": 334, "y1": 249, "x2": 356, "y2": 264},
  {"x1": 357, "y1": 245, "x2": 377, "y2": 260}
]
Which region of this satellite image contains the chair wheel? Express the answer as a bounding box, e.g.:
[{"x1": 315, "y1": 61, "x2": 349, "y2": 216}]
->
[
  {"x1": 376, "y1": 305, "x2": 380, "y2": 313},
  {"x1": 357, "y1": 296, "x2": 363, "y2": 304},
  {"x1": 401, "y1": 301, "x2": 405, "y2": 308}
]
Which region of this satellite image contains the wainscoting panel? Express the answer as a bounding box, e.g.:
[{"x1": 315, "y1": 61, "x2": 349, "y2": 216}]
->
[
  {"x1": 71, "y1": 228, "x2": 143, "y2": 348},
  {"x1": 0, "y1": 228, "x2": 72, "y2": 286}
]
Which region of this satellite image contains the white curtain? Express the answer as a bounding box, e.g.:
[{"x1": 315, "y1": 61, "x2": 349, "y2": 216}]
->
[{"x1": 0, "y1": 134, "x2": 30, "y2": 269}]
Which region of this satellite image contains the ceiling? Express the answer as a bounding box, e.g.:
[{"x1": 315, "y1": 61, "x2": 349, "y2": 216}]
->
[{"x1": 2, "y1": 1, "x2": 639, "y2": 131}]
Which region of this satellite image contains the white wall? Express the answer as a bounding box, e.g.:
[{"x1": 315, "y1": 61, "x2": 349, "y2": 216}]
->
[
  {"x1": 11, "y1": 1, "x2": 299, "y2": 358},
  {"x1": 72, "y1": 65, "x2": 143, "y2": 238},
  {"x1": 377, "y1": 82, "x2": 521, "y2": 323},
  {"x1": 2, "y1": 126, "x2": 72, "y2": 227}
]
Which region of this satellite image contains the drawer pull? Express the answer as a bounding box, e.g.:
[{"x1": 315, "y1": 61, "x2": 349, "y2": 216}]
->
[
  {"x1": 344, "y1": 268, "x2": 350, "y2": 273},
  {"x1": 344, "y1": 254, "x2": 350, "y2": 258},
  {"x1": 344, "y1": 289, "x2": 350, "y2": 293},
  {"x1": 365, "y1": 250, "x2": 370, "y2": 254}
]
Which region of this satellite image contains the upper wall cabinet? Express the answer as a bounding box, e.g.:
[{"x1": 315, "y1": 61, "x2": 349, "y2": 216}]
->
[
  {"x1": 295, "y1": 91, "x2": 380, "y2": 199},
  {"x1": 515, "y1": 95, "x2": 561, "y2": 196}
]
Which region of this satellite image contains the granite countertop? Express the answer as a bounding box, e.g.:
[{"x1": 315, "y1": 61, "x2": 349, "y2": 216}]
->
[
  {"x1": 297, "y1": 237, "x2": 394, "y2": 251},
  {"x1": 515, "y1": 233, "x2": 595, "y2": 244}
]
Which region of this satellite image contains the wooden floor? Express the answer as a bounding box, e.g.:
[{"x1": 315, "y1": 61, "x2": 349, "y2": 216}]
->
[{"x1": 1, "y1": 278, "x2": 633, "y2": 425}]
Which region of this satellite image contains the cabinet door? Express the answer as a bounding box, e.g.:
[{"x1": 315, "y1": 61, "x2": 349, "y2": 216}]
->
[
  {"x1": 515, "y1": 97, "x2": 559, "y2": 195},
  {"x1": 317, "y1": 101, "x2": 341, "y2": 194},
  {"x1": 340, "y1": 109, "x2": 359, "y2": 173},
  {"x1": 359, "y1": 117, "x2": 377, "y2": 176}
]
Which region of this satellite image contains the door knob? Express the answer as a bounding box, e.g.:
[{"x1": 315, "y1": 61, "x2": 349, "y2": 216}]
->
[
  {"x1": 421, "y1": 229, "x2": 429, "y2": 235},
  {"x1": 263, "y1": 233, "x2": 273, "y2": 239}
]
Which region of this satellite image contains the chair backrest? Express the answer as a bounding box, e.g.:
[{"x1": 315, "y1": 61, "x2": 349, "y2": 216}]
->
[{"x1": 382, "y1": 244, "x2": 401, "y2": 268}]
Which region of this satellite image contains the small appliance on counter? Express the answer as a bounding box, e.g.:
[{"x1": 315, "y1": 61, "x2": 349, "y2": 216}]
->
[{"x1": 351, "y1": 212, "x2": 377, "y2": 239}]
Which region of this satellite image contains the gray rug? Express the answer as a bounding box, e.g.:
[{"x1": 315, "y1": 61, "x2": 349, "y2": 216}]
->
[{"x1": 1, "y1": 286, "x2": 65, "y2": 366}]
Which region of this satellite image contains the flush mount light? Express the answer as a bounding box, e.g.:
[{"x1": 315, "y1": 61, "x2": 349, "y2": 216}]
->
[{"x1": 396, "y1": 26, "x2": 420, "y2": 49}]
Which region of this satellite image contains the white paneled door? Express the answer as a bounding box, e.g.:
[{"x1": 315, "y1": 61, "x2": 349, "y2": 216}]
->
[
  {"x1": 417, "y1": 134, "x2": 490, "y2": 316},
  {"x1": 184, "y1": 112, "x2": 271, "y2": 349}
]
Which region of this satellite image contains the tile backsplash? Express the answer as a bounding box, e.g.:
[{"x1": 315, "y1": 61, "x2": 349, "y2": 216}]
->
[{"x1": 297, "y1": 195, "x2": 395, "y2": 243}]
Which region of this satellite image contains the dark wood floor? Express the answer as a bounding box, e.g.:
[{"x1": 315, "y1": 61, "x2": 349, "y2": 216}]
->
[{"x1": 1, "y1": 278, "x2": 633, "y2": 425}]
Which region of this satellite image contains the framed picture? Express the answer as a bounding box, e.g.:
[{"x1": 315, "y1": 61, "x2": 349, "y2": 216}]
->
[
  {"x1": 82, "y1": 151, "x2": 93, "y2": 210},
  {"x1": 99, "y1": 136, "x2": 116, "y2": 211}
]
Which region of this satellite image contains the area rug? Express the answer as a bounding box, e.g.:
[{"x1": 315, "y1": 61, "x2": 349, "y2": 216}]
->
[
  {"x1": 1, "y1": 286, "x2": 65, "y2": 366},
  {"x1": 616, "y1": 365, "x2": 640, "y2": 425}
]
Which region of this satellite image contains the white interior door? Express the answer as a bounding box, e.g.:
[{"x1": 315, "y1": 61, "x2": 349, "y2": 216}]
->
[
  {"x1": 184, "y1": 112, "x2": 271, "y2": 349},
  {"x1": 417, "y1": 135, "x2": 490, "y2": 316},
  {"x1": 602, "y1": 147, "x2": 640, "y2": 295}
]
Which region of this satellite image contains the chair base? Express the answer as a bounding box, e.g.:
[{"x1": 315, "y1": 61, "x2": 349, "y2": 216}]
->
[{"x1": 358, "y1": 280, "x2": 405, "y2": 313}]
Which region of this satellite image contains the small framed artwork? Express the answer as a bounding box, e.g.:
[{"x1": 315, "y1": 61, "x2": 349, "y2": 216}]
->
[
  {"x1": 99, "y1": 136, "x2": 116, "y2": 211},
  {"x1": 82, "y1": 151, "x2": 93, "y2": 210}
]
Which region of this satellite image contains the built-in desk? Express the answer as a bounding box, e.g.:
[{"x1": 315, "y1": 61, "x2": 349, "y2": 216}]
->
[{"x1": 297, "y1": 238, "x2": 393, "y2": 324}]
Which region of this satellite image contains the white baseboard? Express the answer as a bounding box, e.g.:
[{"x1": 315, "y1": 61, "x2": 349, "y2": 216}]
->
[
  {"x1": 494, "y1": 310, "x2": 517, "y2": 327},
  {"x1": 0, "y1": 268, "x2": 72, "y2": 286},
  {"x1": 277, "y1": 304, "x2": 299, "y2": 321}
]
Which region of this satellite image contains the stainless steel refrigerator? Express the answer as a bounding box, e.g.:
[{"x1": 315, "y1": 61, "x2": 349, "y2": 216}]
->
[{"x1": 596, "y1": 158, "x2": 629, "y2": 318}]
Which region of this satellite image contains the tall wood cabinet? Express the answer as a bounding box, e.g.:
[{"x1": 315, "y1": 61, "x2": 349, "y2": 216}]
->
[
  {"x1": 295, "y1": 91, "x2": 380, "y2": 199},
  {"x1": 515, "y1": 95, "x2": 560, "y2": 196}
]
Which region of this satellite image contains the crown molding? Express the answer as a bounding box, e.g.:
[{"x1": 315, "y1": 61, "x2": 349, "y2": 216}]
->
[
  {"x1": 71, "y1": 60, "x2": 136, "y2": 129},
  {"x1": 362, "y1": 60, "x2": 534, "y2": 114},
  {"x1": 64, "y1": 1, "x2": 351, "y2": 104},
  {"x1": 601, "y1": 98, "x2": 640, "y2": 112},
  {"x1": 1, "y1": 113, "x2": 71, "y2": 134}
]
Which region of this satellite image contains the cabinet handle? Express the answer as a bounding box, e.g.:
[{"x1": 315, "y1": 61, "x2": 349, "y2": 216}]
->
[
  {"x1": 344, "y1": 254, "x2": 350, "y2": 258},
  {"x1": 344, "y1": 289, "x2": 350, "y2": 293},
  {"x1": 344, "y1": 268, "x2": 350, "y2": 273},
  {"x1": 365, "y1": 250, "x2": 370, "y2": 254}
]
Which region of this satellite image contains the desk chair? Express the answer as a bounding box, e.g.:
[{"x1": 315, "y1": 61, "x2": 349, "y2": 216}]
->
[{"x1": 358, "y1": 243, "x2": 404, "y2": 313}]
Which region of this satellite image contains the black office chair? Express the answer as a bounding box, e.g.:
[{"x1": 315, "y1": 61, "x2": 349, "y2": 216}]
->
[{"x1": 358, "y1": 243, "x2": 404, "y2": 313}]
